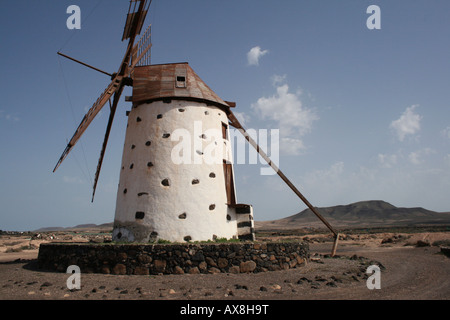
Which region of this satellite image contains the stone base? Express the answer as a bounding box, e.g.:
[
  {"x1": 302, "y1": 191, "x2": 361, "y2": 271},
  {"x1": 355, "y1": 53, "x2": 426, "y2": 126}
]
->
[{"x1": 37, "y1": 242, "x2": 309, "y2": 275}]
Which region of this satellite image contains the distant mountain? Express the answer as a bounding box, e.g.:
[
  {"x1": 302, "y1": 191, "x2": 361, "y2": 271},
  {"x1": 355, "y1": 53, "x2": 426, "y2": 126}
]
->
[
  {"x1": 30, "y1": 200, "x2": 450, "y2": 233},
  {"x1": 34, "y1": 222, "x2": 113, "y2": 233},
  {"x1": 255, "y1": 200, "x2": 450, "y2": 230}
]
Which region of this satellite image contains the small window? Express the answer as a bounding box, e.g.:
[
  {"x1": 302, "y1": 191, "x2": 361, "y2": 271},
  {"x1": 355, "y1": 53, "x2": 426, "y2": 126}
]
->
[
  {"x1": 135, "y1": 212, "x2": 145, "y2": 220},
  {"x1": 176, "y1": 75, "x2": 186, "y2": 88}
]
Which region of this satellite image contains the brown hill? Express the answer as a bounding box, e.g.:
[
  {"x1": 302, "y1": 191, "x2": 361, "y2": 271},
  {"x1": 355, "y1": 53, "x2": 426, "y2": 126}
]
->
[{"x1": 255, "y1": 200, "x2": 450, "y2": 231}]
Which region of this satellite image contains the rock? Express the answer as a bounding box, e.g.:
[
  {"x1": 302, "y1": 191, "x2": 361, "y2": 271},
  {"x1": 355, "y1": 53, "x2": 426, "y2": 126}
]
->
[
  {"x1": 137, "y1": 254, "x2": 152, "y2": 264},
  {"x1": 297, "y1": 277, "x2": 311, "y2": 284},
  {"x1": 315, "y1": 276, "x2": 327, "y2": 282},
  {"x1": 260, "y1": 286, "x2": 268, "y2": 291},
  {"x1": 440, "y1": 246, "x2": 450, "y2": 257},
  {"x1": 154, "y1": 260, "x2": 167, "y2": 273},
  {"x1": 218, "y1": 257, "x2": 228, "y2": 269},
  {"x1": 192, "y1": 252, "x2": 205, "y2": 261},
  {"x1": 174, "y1": 266, "x2": 185, "y2": 274},
  {"x1": 235, "y1": 284, "x2": 248, "y2": 290},
  {"x1": 240, "y1": 260, "x2": 256, "y2": 273},
  {"x1": 169, "y1": 289, "x2": 176, "y2": 294},
  {"x1": 416, "y1": 240, "x2": 430, "y2": 247},
  {"x1": 208, "y1": 267, "x2": 221, "y2": 274},
  {"x1": 189, "y1": 267, "x2": 200, "y2": 274},
  {"x1": 112, "y1": 264, "x2": 127, "y2": 275},
  {"x1": 134, "y1": 266, "x2": 149, "y2": 275},
  {"x1": 205, "y1": 257, "x2": 217, "y2": 267},
  {"x1": 117, "y1": 252, "x2": 127, "y2": 261},
  {"x1": 41, "y1": 282, "x2": 52, "y2": 287},
  {"x1": 229, "y1": 266, "x2": 240, "y2": 274},
  {"x1": 101, "y1": 266, "x2": 110, "y2": 274},
  {"x1": 198, "y1": 261, "x2": 207, "y2": 271},
  {"x1": 271, "y1": 284, "x2": 281, "y2": 290}
]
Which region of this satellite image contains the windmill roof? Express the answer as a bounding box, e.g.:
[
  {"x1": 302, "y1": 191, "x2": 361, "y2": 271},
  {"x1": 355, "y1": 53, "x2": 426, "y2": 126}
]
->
[{"x1": 132, "y1": 63, "x2": 234, "y2": 110}]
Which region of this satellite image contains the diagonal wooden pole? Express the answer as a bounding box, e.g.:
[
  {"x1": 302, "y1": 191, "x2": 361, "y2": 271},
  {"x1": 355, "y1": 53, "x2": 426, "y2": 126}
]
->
[{"x1": 227, "y1": 111, "x2": 340, "y2": 256}]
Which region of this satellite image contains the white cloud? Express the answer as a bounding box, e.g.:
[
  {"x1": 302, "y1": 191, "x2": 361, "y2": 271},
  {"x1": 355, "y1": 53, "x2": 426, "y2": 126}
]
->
[
  {"x1": 378, "y1": 153, "x2": 397, "y2": 168},
  {"x1": 390, "y1": 105, "x2": 422, "y2": 142},
  {"x1": 445, "y1": 154, "x2": 450, "y2": 166},
  {"x1": 247, "y1": 46, "x2": 268, "y2": 66},
  {"x1": 441, "y1": 126, "x2": 450, "y2": 140},
  {"x1": 0, "y1": 110, "x2": 20, "y2": 122},
  {"x1": 271, "y1": 74, "x2": 286, "y2": 86},
  {"x1": 305, "y1": 162, "x2": 345, "y2": 183},
  {"x1": 251, "y1": 83, "x2": 318, "y2": 155},
  {"x1": 232, "y1": 111, "x2": 250, "y2": 127},
  {"x1": 408, "y1": 148, "x2": 435, "y2": 165}
]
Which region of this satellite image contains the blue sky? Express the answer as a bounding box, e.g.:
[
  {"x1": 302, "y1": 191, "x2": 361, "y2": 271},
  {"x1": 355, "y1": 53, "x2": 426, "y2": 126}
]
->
[{"x1": 1, "y1": 1, "x2": 450, "y2": 231}]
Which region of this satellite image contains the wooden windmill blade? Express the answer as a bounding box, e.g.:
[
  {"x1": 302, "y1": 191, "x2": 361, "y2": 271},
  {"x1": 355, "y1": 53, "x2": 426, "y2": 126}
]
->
[
  {"x1": 54, "y1": 0, "x2": 153, "y2": 198},
  {"x1": 88, "y1": 0, "x2": 153, "y2": 199},
  {"x1": 91, "y1": 86, "x2": 124, "y2": 202},
  {"x1": 122, "y1": 0, "x2": 151, "y2": 41},
  {"x1": 53, "y1": 75, "x2": 124, "y2": 173}
]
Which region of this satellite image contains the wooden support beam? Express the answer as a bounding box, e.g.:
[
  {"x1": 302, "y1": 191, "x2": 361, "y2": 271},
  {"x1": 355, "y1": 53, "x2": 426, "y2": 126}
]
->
[{"x1": 227, "y1": 110, "x2": 339, "y2": 255}]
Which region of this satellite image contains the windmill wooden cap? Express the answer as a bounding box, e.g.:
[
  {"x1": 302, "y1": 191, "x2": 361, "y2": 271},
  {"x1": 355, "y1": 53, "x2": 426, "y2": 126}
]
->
[{"x1": 132, "y1": 62, "x2": 235, "y2": 110}]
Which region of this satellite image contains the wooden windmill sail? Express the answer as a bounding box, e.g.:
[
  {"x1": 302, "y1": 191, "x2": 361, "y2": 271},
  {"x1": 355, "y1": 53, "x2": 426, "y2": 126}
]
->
[
  {"x1": 53, "y1": 0, "x2": 339, "y2": 254},
  {"x1": 54, "y1": 0, "x2": 152, "y2": 201}
]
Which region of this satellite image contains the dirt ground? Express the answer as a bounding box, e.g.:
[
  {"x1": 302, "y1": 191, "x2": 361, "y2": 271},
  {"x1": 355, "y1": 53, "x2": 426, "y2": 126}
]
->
[{"x1": 0, "y1": 230, "x2": 449, "y2": 302}]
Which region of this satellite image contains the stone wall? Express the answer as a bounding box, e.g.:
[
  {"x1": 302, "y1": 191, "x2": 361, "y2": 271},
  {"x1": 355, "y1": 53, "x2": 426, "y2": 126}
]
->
[{"x1": 37, "y1": 242, "x2": 309, "y2": 275}]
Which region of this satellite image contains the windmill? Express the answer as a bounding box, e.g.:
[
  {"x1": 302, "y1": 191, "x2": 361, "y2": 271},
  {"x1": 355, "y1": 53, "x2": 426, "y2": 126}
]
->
[{"x1": 54, "y1": 1, "x2": 340, "y2": 255}]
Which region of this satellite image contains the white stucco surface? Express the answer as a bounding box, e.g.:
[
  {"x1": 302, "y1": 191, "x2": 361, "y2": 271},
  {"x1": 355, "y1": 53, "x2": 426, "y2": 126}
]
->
[{"x1": 113, "y1": 100, "x2": 239, "y2": 242}]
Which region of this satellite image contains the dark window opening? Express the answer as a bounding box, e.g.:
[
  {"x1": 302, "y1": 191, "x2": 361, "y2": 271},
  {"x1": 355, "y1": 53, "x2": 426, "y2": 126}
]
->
[
  {"x1": 137, "y1": 117, "x2": 142, "y2": 122},
  {"x1": 184, "y1": 236, "x2": 192, "y2": 242},
  {"x1": 192, "y1": 179, "x2": 200, "y2": 185},
  {"x1": 157, "y1": 114, "x2": 163, "y2": 119},
  {"x1": 222, "y1": 122, "x2": 228, "y2": 140},
  {"x1": 145, "y1": 141, "x2": 151, "y2": 146},
  {"x1": 176, "y1": 76, "x2": 187, "y2": 88},
  {"x1": 161, "y1": 179, "x2": 170, "y2": 187},
  {"x1": 135, "y1": 212, "x2": 145, "y2": 220},
  {"x1": 223, "y1": 160, "x2": 236, "y2": 206},
  {"x1": 147, "y1": 162, "x2": 154, "y2": 167},
  {"x1": 162, "y1": 133, "x2": 171, "y2": 139},
  {"x1": 209, "y1": 204, "x2": 216, "y2": 211},
  {"x1": 179, "y1": 212, "x2": 187, "y2": 219},
  {"x1": 209, "y1": 172, "x2": 216, "y2": 178}
]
